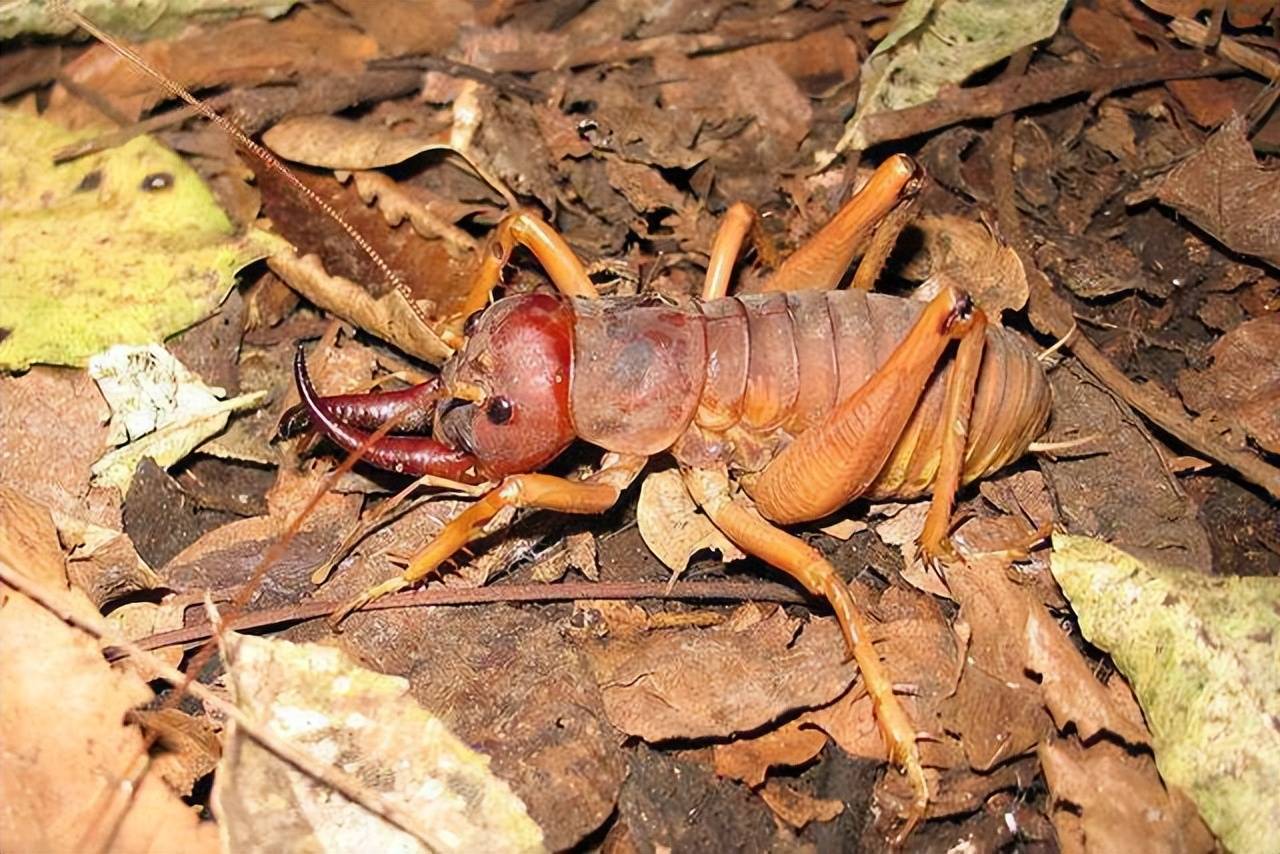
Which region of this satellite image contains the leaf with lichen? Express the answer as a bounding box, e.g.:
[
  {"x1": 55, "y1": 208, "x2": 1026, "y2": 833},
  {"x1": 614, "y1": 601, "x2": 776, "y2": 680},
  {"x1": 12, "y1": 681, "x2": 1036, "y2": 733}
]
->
[
  {"x1": 1050, "y1": 534, "x2": 1280, "y2": 854},
  {"x1": 214, "y1": 632, "x2": 546, "y2": 853},
  {"x1": 835, "y1": 0, "x2": 1068, "y2": 155},
  {"x1": 0, "y1": 108, "x2": 283, "y2": 370}
]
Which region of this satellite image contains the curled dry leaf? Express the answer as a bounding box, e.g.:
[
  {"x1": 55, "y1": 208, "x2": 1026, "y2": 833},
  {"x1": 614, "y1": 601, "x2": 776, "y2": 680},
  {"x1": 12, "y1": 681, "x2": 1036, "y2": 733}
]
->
[
  {"x1": 264, "y1": 114, "x2": 458, "y2": 172},
  {"x1": 1146, "y1": 115, "x2": 1280, "y2": 268},
  {"x1": 712, "y1": 718, "x2": 829, "y2": 788},
  {"x1": 267, "y1": 247, "x2": 453, "y2": 365},
  {"x1": 636, "y1": 468, "x2": 745, "y2": 577},
  {"x1": 1177, "y1": 313, "x2": 1280, "y2": 454},
  {"x1": 1024, "y1": 608, "x2": 1150, "y2": 747},
  {"x1": 758, "y1": 780, "x2": 844, "y2": 829},
  {"x1": 904, "y1": 214, "x2": 1028, "y2": 317},
  {"x1": 213, "y1": 632, "x2": 545, "y2": 854},
  {"x1": 582, "y1": 607, "x2": 857, "y2": 742},
  {"x1": 0, "y1": 492, "x2": 218, "y2": 853},
  {"x1": 1051, "y1": 534, "x2": 1280, "y2": 854},
  {"x1": 129, "y1": 708, "x2": 222, "y2": 798}
]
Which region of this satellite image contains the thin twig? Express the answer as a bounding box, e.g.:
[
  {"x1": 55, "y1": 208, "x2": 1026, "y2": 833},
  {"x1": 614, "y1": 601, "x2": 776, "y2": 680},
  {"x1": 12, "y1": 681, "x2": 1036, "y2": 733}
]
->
[
  {"x1": 114, "y1": 579, "x2": 811, "y2": 656},
  {"x1": 855, "y1": 52, "x2": 1237, "y2": 149},
  {"x1": 0, "y1": 563, "x2": 446, "y2": 851},
  {"x1": 1168, "y1": 17, "x2": 1280, "y2": 81}
]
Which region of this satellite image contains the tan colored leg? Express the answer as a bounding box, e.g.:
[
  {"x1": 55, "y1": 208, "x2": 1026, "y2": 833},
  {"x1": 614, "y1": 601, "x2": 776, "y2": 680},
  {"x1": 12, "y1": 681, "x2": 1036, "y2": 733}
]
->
[
  {"x1": 442, "y1": 210, "x2": 599, "y2": 347},
  {"x1": 683, "y1": 467, "x2": 927, "y2": 841},
  {"x1": 330, "y1": 453, "x2": 646, "y2": 624},
  {"x1": 700, "y1": 203, "x2": 780, "y2": 301},
  {"x1": 918, "y1": 309, "x2": 987, "y2": 564},
  {"x1": 850, "y1": 188, "x2": 920, "y2": 292},
  {"x1": 748, "y1": 154, "x2": 922, "y2": 295}
]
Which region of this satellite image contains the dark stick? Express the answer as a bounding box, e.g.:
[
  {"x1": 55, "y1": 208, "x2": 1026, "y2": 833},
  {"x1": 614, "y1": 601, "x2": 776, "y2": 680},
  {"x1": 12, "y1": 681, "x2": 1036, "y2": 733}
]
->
[
  {"x1": 854, "y1": 53, "x2": 1238, "y2": 149},
  {"x1": 110, "y1": 580, "x2": 812, "y2": 657}
]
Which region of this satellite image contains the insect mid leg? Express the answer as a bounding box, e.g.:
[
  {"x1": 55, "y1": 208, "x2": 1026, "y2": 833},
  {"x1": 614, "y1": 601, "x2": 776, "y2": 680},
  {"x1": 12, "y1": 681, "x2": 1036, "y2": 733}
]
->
[
  {"x1": 752, "y1": 154, "x2": 922, "y2": 295},
  {"x1": 700, "y1": 202, "x2": 780, "y2": 300},
  {"x1": 682, "y1": 467, "x2": 929, "y2": 841}
]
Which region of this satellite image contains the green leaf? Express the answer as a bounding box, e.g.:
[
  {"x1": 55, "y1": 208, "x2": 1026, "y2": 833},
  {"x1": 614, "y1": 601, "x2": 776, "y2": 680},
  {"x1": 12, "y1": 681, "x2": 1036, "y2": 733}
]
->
[
  {"x1": 1050, "y1": 534, "x2": 1280, "y2": 854},
  {"x1": 0, "y1": 108, "x2": 284, "y2": 371},
  {"x1": 836, "y1": 0, "x2": 1068, "y2": 153}
]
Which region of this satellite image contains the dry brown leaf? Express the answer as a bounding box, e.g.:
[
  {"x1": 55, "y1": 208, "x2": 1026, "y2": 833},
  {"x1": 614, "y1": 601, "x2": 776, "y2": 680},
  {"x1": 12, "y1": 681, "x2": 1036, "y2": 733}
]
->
[
  {"x1": 330, "y1": 0, "x2": 474, "y2": 55},
  {"x1": 636, "y1": 469, "x2": 744, "y2": 577},
  {"x1": 801, "y1": 689, "x2": 884, "y2": 762},
  {"x1": 1025, "y1": 608, "x2": 1151, "y2": 747},
  {"x1": 0, "y1": 485, "x2": 66, "y2": 589},
  {"x1": 530, "y1": 530, "x2": 598, "y2": 583},
  {"x1": 0, "y1": 493, "x2": 218, "y2": 853},
  {"x1": 267, "y1": 248, "x2": 454, "y2": 365},
  {"x1": 1139, "y1": 0, "x2": 1275, "y2": 27},
  {"x1": 1148, "y1": 115, "x2": 1280, "y2": 268},
  {"x1": 316, "y1": 603, "x2": 627, "y2": 850},
  {"x1": 60, "y1": 515, "x2": 162, "y2": 608},
  {"x1": 48, "y1": 9, "x2": 377, "y2": 126},
  {"x1": 1177, "y1": 313, "x2": 1280, "y2": 454},
  {"x1": 712, "y1": 719, "x2": 828, "y2": 787},
  {"x1": 758, "y1": 780, "x2": 844, "y2": 829},
  {"x1": 0, "y1": 367, "x2": 119, "y2": 529},
  {"x1": 583, "y1": 608, "x2": 857, "y2": 741},
  {"x1": 129, "y1": 708, "x2": 222, "y2": 798},
  {"x1": 1039, "y1": 738, "x2": 1214, "y2": 854},
  {"x1": 264, "y1": 115, "x2": 455, "y2": 171},
  {"x1": 904, "y1": 215, "x2": 1028, "y2": 318}
]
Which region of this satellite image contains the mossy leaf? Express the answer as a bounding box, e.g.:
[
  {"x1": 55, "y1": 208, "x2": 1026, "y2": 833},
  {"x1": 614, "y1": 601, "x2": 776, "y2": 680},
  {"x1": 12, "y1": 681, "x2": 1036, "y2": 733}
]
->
[
  {"x1": 0, "y1": 108, "x2": 284, "y2": 371},
  {"x1": 1051, "y1": 534, "x2": 1280, "y2": 854}
]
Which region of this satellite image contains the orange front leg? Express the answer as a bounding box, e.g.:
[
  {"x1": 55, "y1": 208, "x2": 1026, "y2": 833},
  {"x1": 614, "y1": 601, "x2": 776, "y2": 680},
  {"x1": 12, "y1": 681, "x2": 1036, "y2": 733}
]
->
[
  {"x1": 330, "y1": 454, "x2": 647, "y2": 624},
  {"x1": 442, "y1": 210, "x2": 600, "y2": 347}
]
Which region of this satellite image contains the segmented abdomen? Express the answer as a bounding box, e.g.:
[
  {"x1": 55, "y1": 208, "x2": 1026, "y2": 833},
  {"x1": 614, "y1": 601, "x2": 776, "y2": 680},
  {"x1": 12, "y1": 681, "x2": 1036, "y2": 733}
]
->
[{"x1": 692, "y1": 291, "x2": 1050, "y2": 498}]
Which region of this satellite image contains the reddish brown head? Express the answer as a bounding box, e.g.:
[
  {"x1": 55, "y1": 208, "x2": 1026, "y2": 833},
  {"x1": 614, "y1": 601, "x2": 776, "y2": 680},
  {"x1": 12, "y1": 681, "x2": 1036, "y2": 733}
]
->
[{"x1": 437, "y1": 293, "x2": 576, "y2": 478}]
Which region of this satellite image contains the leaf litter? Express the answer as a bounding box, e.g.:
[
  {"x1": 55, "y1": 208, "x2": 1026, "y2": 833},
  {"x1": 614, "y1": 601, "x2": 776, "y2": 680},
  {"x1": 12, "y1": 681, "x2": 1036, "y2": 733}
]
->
[{"x1": 1, "y1": 1, "x2": 1278, "y2": 852}]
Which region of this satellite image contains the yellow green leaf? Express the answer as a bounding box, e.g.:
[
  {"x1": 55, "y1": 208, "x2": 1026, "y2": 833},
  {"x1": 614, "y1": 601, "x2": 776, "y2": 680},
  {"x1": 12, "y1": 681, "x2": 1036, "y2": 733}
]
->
[
  {"x1": 0, "y1": 108, "x2": 284, "y2": 371},
  {"x1": 836, "y1": 0, "x2": 1068, "y2": 154},
  {"x1": 1050, "y1": 534, "x2": 1280, "y2": 854}
]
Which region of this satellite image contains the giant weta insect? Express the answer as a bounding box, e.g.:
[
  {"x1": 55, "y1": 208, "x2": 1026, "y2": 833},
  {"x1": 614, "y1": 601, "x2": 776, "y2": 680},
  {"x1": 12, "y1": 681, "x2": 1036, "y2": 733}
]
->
[
  {"x1": 57, "y1": 7, "x2": 1055, "y2": 846},
  {"x1": 285, "y1": 155, "x2": 1053, "y2": 838}
]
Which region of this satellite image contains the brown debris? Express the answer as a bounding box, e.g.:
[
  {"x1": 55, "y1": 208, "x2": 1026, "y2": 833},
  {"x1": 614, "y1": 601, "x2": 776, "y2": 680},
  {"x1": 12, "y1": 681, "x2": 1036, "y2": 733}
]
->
[{"x1": 1178, "y1": 313, "x2": 1280, "y2": 454}]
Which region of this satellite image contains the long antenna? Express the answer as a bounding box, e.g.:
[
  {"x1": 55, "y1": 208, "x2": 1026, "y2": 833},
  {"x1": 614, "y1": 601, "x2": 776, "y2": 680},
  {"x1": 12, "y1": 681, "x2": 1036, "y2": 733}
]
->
[{"x1": 60, "y1": 5, "x2": 431, "y2": 326}]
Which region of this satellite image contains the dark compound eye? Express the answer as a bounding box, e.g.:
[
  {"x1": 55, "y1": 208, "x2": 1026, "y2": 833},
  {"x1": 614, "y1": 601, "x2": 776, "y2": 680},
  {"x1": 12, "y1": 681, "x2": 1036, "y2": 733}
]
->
[
  {"x1": 486, "y1": 396, "x2": 513, "y2": 425},
  {"x1": 464, "y1": 310, "x2": 484, "y2": 337}
]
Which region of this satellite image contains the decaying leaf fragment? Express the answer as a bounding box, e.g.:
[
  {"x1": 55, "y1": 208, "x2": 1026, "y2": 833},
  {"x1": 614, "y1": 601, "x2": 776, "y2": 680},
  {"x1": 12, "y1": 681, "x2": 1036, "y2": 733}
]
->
[
  {"x1": 1147, "y1": 115, "x2": 1280, "y2": 268},
  {"x1": 636, "y1": 469, "x2": 744, "y2": 577},
  {"x1": 835, "y1": 0, "x2": 1069, "y2": 155},
  {"x1": 88, "y1": 344, "x2": 266, "y2": 493},
  {"x1": 903, "y1": 214, "x2": 1028, "y2": 317},
  {"x1": 213, "y1": 632, "x2": 546, "y2": 854},
  {"x1": 1177, "y1": 313, "x2": 1280, "y2": 455},
  {"x1": 1051, "y1": 534, "x2": 1280, "y2": 854},
  {"x1": 0, "y1": 108, "x2": 281, "y2": 370}
]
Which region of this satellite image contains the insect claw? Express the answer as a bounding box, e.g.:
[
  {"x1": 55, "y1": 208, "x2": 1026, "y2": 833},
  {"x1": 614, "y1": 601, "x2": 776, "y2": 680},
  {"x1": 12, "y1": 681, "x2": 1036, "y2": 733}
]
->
[{"x1": 328, "y1": 577, "x2": 411, "y2": 629}]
